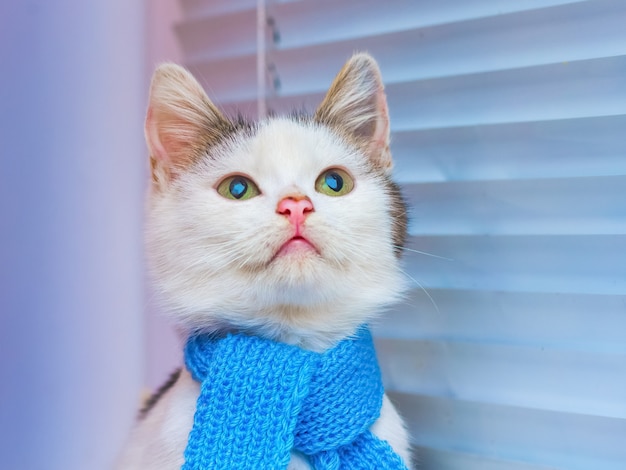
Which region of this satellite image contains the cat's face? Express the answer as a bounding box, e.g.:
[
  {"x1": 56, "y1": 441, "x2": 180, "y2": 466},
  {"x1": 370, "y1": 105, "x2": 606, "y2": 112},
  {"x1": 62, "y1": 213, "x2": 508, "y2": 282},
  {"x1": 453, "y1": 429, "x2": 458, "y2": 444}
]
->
[{"x1": 145, "y1": 54, "x2": 407, "y2": 349}]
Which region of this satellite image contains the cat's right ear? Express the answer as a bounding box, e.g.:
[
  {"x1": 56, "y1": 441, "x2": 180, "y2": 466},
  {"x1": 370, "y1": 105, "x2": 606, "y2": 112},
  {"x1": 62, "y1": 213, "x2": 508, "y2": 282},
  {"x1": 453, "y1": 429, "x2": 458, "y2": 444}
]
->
[
  {"x1": 145, "y1": 64, "x2": 229, "y2": 187},
  {"x1": 315, "y1": 53, "x2": 392, "y2": 174}
]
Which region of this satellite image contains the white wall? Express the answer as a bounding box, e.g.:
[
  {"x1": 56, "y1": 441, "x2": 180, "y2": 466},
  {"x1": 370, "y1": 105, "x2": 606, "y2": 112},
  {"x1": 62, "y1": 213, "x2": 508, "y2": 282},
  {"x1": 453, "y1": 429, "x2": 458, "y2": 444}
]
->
[{"x1": 0, "y1": 1, "x2": 145, "y2": 468}]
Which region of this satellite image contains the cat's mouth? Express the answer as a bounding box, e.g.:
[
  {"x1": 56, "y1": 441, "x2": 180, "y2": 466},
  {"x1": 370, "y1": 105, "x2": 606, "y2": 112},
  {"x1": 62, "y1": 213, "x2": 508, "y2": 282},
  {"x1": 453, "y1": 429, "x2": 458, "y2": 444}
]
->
[{"x1": 275, "y1": 235, "x2": 319, "y2": 259}]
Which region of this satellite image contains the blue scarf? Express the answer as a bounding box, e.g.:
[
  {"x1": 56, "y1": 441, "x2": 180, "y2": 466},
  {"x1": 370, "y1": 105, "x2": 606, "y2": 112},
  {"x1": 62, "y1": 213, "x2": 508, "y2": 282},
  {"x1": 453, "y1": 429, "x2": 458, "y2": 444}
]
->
[{"x1": 183, "y1": 327, "x2": 408, "y2": 469}]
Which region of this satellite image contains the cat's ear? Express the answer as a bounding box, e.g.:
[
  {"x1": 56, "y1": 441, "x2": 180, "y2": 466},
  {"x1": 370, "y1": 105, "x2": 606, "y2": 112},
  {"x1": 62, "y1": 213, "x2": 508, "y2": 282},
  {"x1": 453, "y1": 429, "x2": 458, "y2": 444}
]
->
[
  {"x1": 315, "y1": 53, "x2": 392, "y2": 173},
  {"x1": 145, "y1": 63, "x2": 230, "y2": 186}
]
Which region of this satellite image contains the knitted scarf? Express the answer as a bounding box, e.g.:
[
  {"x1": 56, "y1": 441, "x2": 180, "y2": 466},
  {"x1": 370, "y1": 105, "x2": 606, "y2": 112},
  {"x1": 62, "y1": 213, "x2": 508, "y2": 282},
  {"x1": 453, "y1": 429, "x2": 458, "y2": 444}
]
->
[{"x1": 183, "y1": 327, "x2": 408, "y2": 470}]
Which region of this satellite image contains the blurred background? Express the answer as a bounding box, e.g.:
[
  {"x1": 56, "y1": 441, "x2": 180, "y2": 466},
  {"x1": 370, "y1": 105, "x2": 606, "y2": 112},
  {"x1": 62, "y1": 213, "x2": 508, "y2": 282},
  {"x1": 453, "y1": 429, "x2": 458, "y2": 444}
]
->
[{"x1": 1, "y1": 1, "x2": 625, "y2": 469}]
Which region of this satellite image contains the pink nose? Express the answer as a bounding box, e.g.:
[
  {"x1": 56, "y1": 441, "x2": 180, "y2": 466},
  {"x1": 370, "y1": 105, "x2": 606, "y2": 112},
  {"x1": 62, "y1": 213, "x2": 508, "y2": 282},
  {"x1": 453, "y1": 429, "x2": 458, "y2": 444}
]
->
[{"x1": 276, "y1": 197, "x2": 314, "y2": 226}]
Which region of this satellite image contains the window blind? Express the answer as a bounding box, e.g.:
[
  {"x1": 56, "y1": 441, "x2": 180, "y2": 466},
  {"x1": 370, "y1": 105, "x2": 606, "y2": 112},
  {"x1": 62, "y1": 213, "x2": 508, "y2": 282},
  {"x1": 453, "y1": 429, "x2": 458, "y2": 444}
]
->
[{"x1": 175, "y1": 0, "x2": 626, "y2": 468}]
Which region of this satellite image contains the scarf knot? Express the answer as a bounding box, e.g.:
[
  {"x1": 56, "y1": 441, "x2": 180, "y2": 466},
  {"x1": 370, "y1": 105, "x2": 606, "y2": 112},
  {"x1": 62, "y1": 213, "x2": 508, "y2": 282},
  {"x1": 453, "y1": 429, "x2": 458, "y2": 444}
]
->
[{"x1": 183, "y1": 327, "x2": 408, "y2": 469}]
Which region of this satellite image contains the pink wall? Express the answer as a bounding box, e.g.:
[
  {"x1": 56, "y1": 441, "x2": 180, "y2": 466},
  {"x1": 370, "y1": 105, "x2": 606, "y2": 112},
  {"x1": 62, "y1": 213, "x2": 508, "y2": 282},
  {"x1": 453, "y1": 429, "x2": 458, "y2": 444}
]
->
[{"x1": 143, "y1": 0, "x2": 186, "y2": 391}]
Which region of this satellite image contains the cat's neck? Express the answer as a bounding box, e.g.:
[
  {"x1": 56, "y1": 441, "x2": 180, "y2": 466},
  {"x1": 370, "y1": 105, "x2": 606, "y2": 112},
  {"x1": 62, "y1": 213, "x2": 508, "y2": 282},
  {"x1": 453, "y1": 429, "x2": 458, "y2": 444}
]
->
[{"x1": 181, "y1": 303, "x2": 380, "y2": 353}]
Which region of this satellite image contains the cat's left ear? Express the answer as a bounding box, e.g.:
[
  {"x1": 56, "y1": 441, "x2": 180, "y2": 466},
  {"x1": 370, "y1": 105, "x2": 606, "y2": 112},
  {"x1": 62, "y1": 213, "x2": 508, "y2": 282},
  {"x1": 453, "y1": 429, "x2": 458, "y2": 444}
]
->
[
  {"x1": 145, "y1": 63, "x2": 230, "y2": 187},
  {"x1": 315, "y1": 53, "x2": 392, "y2": 173}
]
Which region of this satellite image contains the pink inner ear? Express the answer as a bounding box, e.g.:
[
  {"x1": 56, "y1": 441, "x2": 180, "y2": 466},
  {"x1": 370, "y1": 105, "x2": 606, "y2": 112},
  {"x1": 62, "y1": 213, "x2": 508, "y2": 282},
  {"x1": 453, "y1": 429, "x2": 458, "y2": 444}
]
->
[
  {"x1": 372, "y1": 88, "x2": 390, "y2": 149},
  {"x1": 145, "y1": 106, "x2": 171, "y2": 167},
  {"x1": 368, "y1": 87, "x2": 392, "y2": 170}
]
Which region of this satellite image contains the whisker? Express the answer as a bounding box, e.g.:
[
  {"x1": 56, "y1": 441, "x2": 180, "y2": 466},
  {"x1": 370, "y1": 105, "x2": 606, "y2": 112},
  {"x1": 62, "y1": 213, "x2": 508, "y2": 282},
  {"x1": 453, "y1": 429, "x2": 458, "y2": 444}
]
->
[
  {"x1": 400, "y1": 269, "x2": 440, "y2": 314},
  {"x1": 395, "y1": 245, "x2": 454, "y2": 261}
]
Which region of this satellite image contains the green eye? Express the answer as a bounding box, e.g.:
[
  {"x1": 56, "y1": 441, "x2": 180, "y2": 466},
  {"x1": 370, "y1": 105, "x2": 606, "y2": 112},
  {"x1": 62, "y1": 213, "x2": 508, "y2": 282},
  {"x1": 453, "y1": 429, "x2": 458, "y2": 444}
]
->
[
  {"x1": 216, "y1": 175, "x2": 260, "y2": 200},
  {"x1": 315, "y1": 168, "x2": 354, "y2": 197}
]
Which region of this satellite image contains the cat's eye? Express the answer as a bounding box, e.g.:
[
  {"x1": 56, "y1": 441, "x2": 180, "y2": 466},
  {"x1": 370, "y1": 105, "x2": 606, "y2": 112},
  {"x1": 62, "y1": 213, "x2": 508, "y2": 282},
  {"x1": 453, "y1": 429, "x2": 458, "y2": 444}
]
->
[
  {"x1": 315, "y1": 168, "x2": 354, "y2": 197},
  {"x1": 216, "y1": 175, "x2": 260, "y2": 200}
]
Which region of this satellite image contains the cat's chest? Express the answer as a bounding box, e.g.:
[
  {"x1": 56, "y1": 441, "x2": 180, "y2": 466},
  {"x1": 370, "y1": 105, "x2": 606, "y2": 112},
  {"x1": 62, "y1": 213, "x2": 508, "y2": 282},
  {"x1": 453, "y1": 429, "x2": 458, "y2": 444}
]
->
[
  {"x1": 118, "y1": 366, "x2": 410, "y2": 469},
  {"x1": 140, "y1": 367, "x2": 312, "y2": 469}
]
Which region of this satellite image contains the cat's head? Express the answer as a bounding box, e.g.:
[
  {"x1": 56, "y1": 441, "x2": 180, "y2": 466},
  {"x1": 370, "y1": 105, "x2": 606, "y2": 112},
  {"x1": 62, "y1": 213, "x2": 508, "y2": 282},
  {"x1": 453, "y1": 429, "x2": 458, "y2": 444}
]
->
[{"x1": 145, "y1": 53, "x2": 408, "y2": 350}]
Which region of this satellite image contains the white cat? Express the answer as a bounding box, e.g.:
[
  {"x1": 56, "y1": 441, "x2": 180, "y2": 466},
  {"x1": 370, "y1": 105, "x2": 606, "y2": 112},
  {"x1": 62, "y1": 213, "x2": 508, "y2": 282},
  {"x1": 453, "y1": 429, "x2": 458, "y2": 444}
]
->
[{"x1": 117, "y1": 53, "x2": 412, "y2": 469}]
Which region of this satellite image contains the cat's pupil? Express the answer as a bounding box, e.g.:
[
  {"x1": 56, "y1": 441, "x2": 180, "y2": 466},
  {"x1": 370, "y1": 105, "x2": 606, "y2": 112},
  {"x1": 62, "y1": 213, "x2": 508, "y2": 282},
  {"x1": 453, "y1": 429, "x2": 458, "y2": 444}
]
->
[
  {"x1": 229, "y1": 178, "x2": 248, "y2": 199},
  {"x1": 325, "y1": 172, "x2": 343, "y2": 192}
]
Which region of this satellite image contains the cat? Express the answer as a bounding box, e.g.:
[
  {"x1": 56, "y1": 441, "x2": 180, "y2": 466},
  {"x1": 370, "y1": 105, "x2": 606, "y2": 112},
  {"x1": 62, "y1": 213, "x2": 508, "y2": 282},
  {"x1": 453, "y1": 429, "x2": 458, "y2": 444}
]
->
[{"x1": 116, "y1": 53, "x2": 412, "y2": 469}]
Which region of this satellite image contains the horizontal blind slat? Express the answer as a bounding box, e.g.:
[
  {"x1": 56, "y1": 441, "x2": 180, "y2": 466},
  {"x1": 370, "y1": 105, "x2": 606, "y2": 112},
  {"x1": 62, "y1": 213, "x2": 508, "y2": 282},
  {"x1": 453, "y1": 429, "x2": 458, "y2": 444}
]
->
[
  {"x1": 403, "y1": 175, "x2": 626, "y2": 236},
  {"x1": 376, "y1": 339, "x2": 626, "y2": 418},
  {"x1": 389, "y1": 392, "x2": 626, "y2": 470},
  {"x1": 386, "y1": 56, "x2": 626, "y2": 130},
  {"x1": 374, "y1": 290, "x2": 626, "y2": 353},
  {"x1": 391, "y1": 115, "x2": 626, "y2": 183},
  {"x1": 403, "y1": 235, "x2": 626, "y2": 295},
  {"x1": 413, "y1": 446, "x2": 560, "y2": 470}
]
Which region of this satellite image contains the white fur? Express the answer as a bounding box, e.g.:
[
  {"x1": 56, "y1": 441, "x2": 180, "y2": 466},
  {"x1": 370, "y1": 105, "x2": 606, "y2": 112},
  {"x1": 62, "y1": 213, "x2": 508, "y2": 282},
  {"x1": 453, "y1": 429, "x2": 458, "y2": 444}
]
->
[
  {"x1": 147, "y1": 118, "x2": 407, "y2": 350},
  {"x1": 118, "y1": 55, "x2": 412, "y2": 468}
]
